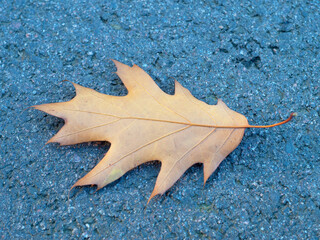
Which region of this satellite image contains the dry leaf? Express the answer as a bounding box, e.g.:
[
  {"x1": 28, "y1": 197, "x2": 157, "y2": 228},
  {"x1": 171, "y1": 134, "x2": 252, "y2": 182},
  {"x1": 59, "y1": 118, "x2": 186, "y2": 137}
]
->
[{"x1": 33, "y1": 60, "x2": 294, "y2": 202}]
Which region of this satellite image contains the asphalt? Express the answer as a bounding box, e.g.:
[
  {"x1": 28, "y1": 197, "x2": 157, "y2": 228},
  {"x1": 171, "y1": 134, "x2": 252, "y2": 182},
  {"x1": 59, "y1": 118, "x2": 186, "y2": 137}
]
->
[{"x1": 1, "y1": 0, "x2": 319, "y2": 239}]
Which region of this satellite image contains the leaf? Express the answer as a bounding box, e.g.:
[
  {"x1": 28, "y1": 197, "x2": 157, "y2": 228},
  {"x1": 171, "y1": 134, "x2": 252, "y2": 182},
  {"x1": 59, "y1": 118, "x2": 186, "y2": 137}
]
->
[{"x1": 33, "y1": 60, "x2": 294, "y2": 202}]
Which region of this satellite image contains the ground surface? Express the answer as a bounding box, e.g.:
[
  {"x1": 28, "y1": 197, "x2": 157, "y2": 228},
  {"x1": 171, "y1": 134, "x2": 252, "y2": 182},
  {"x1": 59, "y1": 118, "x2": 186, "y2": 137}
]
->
[{"x1": 1, "y1": 0, "x2": 319, "y2": 239}]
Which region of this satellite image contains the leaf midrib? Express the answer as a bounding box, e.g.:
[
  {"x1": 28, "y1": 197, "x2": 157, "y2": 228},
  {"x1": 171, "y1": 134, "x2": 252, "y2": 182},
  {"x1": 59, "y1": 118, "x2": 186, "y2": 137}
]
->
[{"x1": 62, "y1": 108, "x2": 233, "y2": 128}]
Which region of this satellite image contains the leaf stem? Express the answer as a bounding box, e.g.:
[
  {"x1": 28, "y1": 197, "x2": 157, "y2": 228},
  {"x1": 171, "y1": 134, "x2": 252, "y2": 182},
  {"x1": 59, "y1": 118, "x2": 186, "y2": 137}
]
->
[
  {"x1": 245, "y1": 112, "x2": 296, "y2": 128},
  {"x1": 215, "y1": 112, "x2": 296, "y2": 129}
]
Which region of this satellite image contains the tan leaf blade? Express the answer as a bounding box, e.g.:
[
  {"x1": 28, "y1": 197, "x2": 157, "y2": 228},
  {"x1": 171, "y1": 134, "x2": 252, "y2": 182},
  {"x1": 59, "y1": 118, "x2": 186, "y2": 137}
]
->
[{"x1": 33, "y1": 60, "x2": 294, "y2": 202}]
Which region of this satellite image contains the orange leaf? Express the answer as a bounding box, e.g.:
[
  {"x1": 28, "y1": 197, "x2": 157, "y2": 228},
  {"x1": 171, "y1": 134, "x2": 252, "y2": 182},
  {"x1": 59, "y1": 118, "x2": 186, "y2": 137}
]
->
[{"x1": 33, "y1": 60, "x2": 294, "y2": 202}]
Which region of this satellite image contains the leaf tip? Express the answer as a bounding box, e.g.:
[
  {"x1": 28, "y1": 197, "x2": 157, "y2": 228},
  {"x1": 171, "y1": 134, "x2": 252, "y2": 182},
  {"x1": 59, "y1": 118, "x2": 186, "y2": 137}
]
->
[
  {"x1": 147, "y1": 188, "x2": 160, "y2": 205},
  {"x1": 217, "y1": 98, "x2": 225, "y2": 105},
  {"x1": 45, "y1": 136, "x2": 62, "y2": 145},
  {"x1": 203, "y1": 176, "x2": 209, "y2": 187},
  {"x1": 110, "y1": 58, "x2": 118, "y2": 64},
  {"x1": 203, "y1": 168, "x2": 212, "y2": 187},
  {"x1": 31, "y1": 104, "x2": 39, "y2": 110},
  {"x1": 111, "y1": 59, "x2": 123, "y2": 73}
]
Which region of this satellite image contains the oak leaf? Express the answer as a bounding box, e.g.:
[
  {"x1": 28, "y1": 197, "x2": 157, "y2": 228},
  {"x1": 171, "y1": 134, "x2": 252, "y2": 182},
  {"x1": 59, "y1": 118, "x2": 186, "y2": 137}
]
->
[{"x1": 33, "y1": 60, "x2": 294, "y2": 202}]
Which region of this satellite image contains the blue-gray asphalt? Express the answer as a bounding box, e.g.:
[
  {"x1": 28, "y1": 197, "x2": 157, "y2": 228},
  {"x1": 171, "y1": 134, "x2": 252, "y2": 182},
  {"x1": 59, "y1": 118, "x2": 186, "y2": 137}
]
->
[{"x1": 1, "y1": 0, "x2": 319, "y2": 239}]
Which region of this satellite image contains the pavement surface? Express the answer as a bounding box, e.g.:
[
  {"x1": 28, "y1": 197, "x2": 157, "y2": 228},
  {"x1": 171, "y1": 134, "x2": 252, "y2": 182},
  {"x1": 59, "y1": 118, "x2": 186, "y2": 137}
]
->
[{"x1": 1, "y1": 0, "x2": 319, "y2": 239}]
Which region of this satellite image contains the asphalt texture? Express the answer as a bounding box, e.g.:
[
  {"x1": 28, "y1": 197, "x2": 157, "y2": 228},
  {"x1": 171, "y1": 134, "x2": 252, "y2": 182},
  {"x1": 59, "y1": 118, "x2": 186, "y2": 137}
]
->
[{"x1": 1, "y1": 0, "x2": 319, "y2": 239}]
